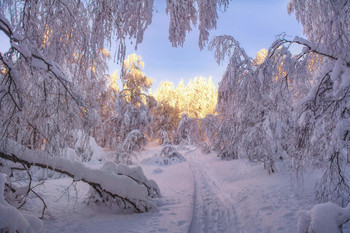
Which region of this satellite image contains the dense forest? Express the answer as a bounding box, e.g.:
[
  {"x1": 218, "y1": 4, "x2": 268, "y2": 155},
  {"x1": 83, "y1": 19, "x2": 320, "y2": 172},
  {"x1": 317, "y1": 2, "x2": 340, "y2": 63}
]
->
[{"x1": 1, "y1": 0, "x2": 350, "y2": 232}]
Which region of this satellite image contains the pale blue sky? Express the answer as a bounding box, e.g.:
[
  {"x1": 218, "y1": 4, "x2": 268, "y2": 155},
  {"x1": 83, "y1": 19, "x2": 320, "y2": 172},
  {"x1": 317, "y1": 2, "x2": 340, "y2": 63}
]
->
[
  {"x1": 0, "y1": 0, "x2": 303, "y2": 88},
  {"x1": 116, "y1": 0, "x2": 303, "y2": 88}
]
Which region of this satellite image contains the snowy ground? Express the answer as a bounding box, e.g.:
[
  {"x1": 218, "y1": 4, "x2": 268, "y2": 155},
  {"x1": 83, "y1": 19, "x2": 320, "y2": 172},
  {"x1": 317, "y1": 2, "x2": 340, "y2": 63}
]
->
[{"x1": 22, "y1": 144, "x2": 349, "y2": 232}]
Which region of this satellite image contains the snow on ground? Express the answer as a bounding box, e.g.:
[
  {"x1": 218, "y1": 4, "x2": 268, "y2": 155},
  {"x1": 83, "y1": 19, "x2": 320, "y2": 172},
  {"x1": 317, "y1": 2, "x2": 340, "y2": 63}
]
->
[
  {"x1": 187, "y1": 150, "x2": 318, "y2": 233},
  {"x1": 28, "y1": 144, "x2": 193, "y2": 233},
  {"x1": 21, "y1": 144, "x2": 349, "y2": 232}
]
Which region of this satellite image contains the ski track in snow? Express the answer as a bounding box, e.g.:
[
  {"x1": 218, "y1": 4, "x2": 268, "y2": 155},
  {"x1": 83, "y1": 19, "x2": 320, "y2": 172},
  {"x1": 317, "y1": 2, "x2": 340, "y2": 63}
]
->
[
  {"x1": 28, "y1": 144, "x2": 334, "y2": 232},
  {"x1": 187, "y1": 150, "x2": 241, "y2": 233},
  {"x1": 183, "y1": 148, "x2": 321, "y2": 233}
]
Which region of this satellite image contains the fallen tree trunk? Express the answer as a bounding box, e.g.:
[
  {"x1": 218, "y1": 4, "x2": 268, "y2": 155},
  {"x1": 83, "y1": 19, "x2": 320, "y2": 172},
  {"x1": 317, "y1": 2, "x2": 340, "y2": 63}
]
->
[{"x1": 0, "y1": 140, "x2": 160, "y2": 213}]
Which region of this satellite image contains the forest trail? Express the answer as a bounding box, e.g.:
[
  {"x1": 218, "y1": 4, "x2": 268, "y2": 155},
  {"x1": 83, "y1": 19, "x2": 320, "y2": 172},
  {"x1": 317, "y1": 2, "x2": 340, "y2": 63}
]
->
[
  {"x1": 36, "y1": 145, "x2": 321, "y2": 232},
  {"x1": 186, "y1": 149, "x2": 241, "y2": 233},
  {"x1": 181, "y1": 147, "x2": 321, "y2": 233}
]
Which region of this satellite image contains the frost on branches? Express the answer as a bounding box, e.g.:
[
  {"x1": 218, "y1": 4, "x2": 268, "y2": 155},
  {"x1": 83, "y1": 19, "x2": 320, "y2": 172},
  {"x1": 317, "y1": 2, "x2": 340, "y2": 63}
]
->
[
  {"x1": 166, "y1": 0, "x2": 229, "y2": 49},
  {"x1": 208, "y1": 0, "x2": 350, "y2": 210},
  {"x1": 97, "y1": 54, "x2": 156, "y2": 164},
  {"x1": 0, "y1": 1, "x2": 231, "y2": 223},
  {"x1": 0, "y1": 0, "x2": 230, "y2": 156},
  {"x1": 288, "y1": 0, "x2": 350, "y2": 207}
]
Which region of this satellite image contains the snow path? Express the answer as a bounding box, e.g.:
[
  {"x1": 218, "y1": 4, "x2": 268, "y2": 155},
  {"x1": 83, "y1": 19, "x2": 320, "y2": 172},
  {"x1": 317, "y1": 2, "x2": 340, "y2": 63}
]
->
[
  {"x1": 187, "y1": 150, "x2": 241, "y2": 233},
  {"x1": 182, "y1": 148, "x2": 321, "y2": 233},
  {"x1": 24, "y1": 144, "x2": 329, "y2": 232}
]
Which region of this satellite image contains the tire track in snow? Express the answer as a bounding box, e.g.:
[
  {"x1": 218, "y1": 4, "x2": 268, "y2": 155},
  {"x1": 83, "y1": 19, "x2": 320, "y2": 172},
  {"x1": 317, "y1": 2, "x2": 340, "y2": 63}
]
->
[{"x1": 186, "y1": 151, "x2": 241, "y2": 233}]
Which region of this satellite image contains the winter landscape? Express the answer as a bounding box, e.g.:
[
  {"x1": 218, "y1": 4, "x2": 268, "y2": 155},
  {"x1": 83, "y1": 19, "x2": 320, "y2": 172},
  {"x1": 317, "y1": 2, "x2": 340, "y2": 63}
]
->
[{"x1": 1, "y1": 0, "x2": 350, "y2": 232}]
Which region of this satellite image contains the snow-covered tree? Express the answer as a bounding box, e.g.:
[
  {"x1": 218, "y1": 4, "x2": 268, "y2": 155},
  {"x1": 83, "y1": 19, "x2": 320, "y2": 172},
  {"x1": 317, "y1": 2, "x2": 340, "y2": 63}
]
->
[
  {"x1": 208, "y1": 0, "x2": 350, "y2": 207},
  {"x1": 0, "y1": 0, "x2": 231, "y2": 152},
  {"x1": 209, "y1": 34, "x2": 313, "y2": 173},
  {"x1": 152, "y1": 77, "x2": 217, "y2": 119},
  {"x1": 151, "y1": 77, "x2": 217, "y2": 144},
  {"x1": 151, "y1": 101, "x2": 181, "y2": 145},
  {"x1": 174, "y1": 114, "x2": 203, "y2": 146},
  {"x1": 112, "y1": 54, "x2": 154, "y2": 146},
  {"x1": 287, "y1": 0, "x2": 350, "y2": 206},
  {"x1": 98, "y1": 54, "x2": 156, "y2": 164},
  {"x1": 0, "y1": 1, "x2": 232, "y2": 225}
]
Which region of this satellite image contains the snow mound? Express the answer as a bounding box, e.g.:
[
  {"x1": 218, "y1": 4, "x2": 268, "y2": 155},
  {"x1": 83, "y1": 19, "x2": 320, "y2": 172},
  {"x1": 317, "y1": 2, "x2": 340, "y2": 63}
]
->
[
  {"x1": 0, "y1": 174, "x2": 42, "y2": 233},
  {"x1": 298, "y1": 202, "x2": 350, "y2": 233}
]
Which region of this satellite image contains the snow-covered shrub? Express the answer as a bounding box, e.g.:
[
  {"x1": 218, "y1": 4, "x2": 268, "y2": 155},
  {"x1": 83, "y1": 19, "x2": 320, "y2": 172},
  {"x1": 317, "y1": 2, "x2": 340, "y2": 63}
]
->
[
  {"x1": 61, "y1": 147, "x2": 80, "y2": 162},
  {"x1": 218, "y1": 148, "x2": 238, "y2": 160},
  {"x1": 215, "y1": 119, "x2": 238, "y2": 160},
  {"x1": 200, "y1": 142, "x2": 211, "y2": 154},
  {"x1": 174, "y1": 114, "x2": 203, "y2": 146},
  {"x1": 122, "y1": 130, "x2": 146, "y2": 152},
  {"x1": 298, "y1": 202, "x2": 350, "y2": 233},
  {"x1": 74, "y1": 131, "x2": 104, "y2": 162},
  {"x1": 174, "y1": 114, "x2": 191, "y2": 145},
  {"x1": 158, "y1": 130, "x2": 171, "y2": 145},
  {"x1": 154, "y1": 145, "x2": 186, "y2": 166},
  {"x1": 107, "y1": 130, "x2": 146, "y2": 165}
]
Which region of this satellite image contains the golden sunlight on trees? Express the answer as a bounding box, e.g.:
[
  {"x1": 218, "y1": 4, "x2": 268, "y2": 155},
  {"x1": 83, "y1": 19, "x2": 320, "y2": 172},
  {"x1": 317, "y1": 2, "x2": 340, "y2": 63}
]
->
[
  {"x1": 272, "y1": 49, "x2": 322, "y2": 83},
  {"x1": 150, "y1": 76, "x2": 217, "y2": 144},
  {"x1": 307, "y1": 52, "x2": 323, "y2": 72},
  {"x1": 152, "y1": 76, "x2": 217, "y2": 119},
  {"x1": 42, "y1": 25, "x2": 53, "y2": 47},
  {"x1": 121, "y1": 53, "x2": 153, "y2": 106},
  {"x1": 42, "y1": 24, "x2": 74, "y2": 48},
  {"x1": 253, "y1": 48, "x2": 268, "y2": 65},
  {"x1": 97, "y1": 53, "x2": 156, "y2": 148},
  {"x1": 109, "y1": 70, "x2": 119, "y2": 94},
  {"x1": 184, "y1": 77, "x2": 218, "y2": 118},
  {"x1": 89, "y1": 48, "x2": 111, "y2": 75},
  {"x1": 1, "y1": 68, "x2": 7, "y2": 75},
  {"x1": 275, "y1": 61, "x2": 288, "y2": 82}
]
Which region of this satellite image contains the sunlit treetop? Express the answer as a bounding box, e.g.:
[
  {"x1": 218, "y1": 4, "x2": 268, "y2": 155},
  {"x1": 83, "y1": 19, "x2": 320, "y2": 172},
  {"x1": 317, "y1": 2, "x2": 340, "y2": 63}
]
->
[
  {"x1": 119, "y1": 53, "x2": 154, "y2": 107},
  {"x1": 109, "y1": 70, "x2": 120, "y2": 94},
  {"x1": 253, "y1": 48, "x2": 268, "y2": 66},
  {"x1": 122, "y1": 53, "x2": 153, "y2": 92},
  {"x1": 152, "y1": 76, "x2": 217, "y2": 119}
]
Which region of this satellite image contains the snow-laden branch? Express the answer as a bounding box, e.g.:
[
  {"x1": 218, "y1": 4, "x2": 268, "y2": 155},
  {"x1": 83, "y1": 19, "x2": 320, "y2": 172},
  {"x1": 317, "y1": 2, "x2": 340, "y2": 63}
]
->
[
  {"x1": 277, "y1": 36, "x2": 340, "y2": 63},
  {"x1": 166, "y1": 0, "x2": 229, "y2": 49},
  {"x1": 209, "y1": 35, "x2": 252, "y2": 66},
  {"x1": 0, "y1": 14, "x2": 81, "y2": 104},
  {"x1": 0, "y1": 140, "x2": 160, "y2": 213}
]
